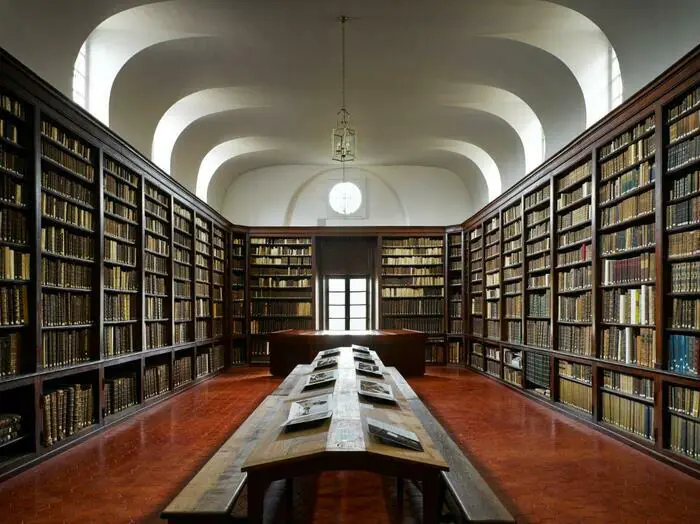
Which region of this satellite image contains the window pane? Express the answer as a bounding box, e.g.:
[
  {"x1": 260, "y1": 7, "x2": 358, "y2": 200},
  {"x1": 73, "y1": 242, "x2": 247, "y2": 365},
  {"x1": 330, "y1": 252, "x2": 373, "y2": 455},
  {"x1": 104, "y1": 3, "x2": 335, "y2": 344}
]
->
[
  {"x1": 329, "y1": 319, "x2": 345, "y2": 331},
  {"x1": 350, "y1": 278, "x2": 366, "y2": 291},
  {"x1": 328, "y1": 292, "x2": 345, "y2": 305},
  {"x1": 350, "y1": 292, "x2": 366, "y2": 305},
  {"x1": 349, "y1": 318, "x2": 366, "y2": 330},
  {"x1": 328, "y1": 278, "x2": 345, "y2": 292},
  {"x1": 350, "y1": 305, "x2": 366, "y2": 318},
  {"x1": 329, "y1": 305, "x2": 346, "y2": 318}
]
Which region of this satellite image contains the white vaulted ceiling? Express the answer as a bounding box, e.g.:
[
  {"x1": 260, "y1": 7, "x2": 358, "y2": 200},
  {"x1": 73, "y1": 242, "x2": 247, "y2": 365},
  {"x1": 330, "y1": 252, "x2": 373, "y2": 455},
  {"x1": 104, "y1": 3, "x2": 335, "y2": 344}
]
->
[{"x1": 0, "y1": 0, "x2": 698, "y2": 225}]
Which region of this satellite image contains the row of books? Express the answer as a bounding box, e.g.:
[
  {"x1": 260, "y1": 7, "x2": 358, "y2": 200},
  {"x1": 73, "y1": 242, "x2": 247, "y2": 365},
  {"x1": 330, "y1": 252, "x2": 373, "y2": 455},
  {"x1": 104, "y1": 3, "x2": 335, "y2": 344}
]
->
[
  {"x1": 601, "y1": 391, "x2": 654, "y2": 440},
  {"x1": 104, "y1": 374, "x2": 137, "y2": 416},
  {"x1": 1, "y1": 207, "x2": 28, "y2": 244},
  {"x1": 383, "y1": 298, "x2": 443, "y2": 315},
  {"x1": 601, "y1": 326, "x2": 655, "y2": 367},
  {"x1": 42, "y1": 383, "x2": 95, "y2": 446},
  {"x1": 0, "y1": 332, "x2": 20, "y2": 377},
  {"x1": 559, "y1": 378, "x2": 592, "y2": 413},
  {"x1": 42, "y1": 330, "x2": 90, "y2": 369},
  {"x1": 174, "y1": 356, "x2": 193, "y2": 387},
  {"x1": 250, "y1": 301, "x2": 312, "y2": 316},
  {"x1": 0, "y1": 286, "x2": 28, "y2": 325}
]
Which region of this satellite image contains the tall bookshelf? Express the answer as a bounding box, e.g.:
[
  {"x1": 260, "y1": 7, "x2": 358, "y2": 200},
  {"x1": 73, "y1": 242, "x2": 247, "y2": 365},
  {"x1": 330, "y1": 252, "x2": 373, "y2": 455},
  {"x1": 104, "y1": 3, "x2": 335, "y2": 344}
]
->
[
  {"x1": 103, "y1": 156, "x2": 140, "y2": 358},
  {"x1": 39, "y1": 118, "x2": 98, "y2": 371},
  {"x1": 0, "y1": 90, "x2": 33, "y2": 462},
  {"x1": 447, "y1": 230, "x2": 465, "y2": 365},
  {"x1": 380, "y1": 236, "x2": 445, "y2": 363},
  {"x1": 248, "y1": 236, "x2": 313, "y2": 364},
  {"x1": 597, "y1": 115, "x2": 656, "y2": 368},
  {"x1": 172, "y1": 199, "x2": 193, "y2": 345},
  {"x1": 484, "y1": 216, "x2": 501, "y2": 341},
  {"x1": 194, "y1": 213, "x2": 212, "y2": 341},
  {"x1": 230, "y1": 232, "x2": 246, "y2": 364},
  {"x1": 502, "y1": 201, "x2": 523, "y2": 345},
  {"x1": 468, "y1": 225, "x2": 484, "y2": 341},
  {"x1": 555, "y1": 159, "x2": 593, "y2": 358},
  {"x1": 211, "y1": 225, "x2": 225, "y2": 339},
  {"x1": 145, "y1": 185, "x2": 171, "y2": 350}
]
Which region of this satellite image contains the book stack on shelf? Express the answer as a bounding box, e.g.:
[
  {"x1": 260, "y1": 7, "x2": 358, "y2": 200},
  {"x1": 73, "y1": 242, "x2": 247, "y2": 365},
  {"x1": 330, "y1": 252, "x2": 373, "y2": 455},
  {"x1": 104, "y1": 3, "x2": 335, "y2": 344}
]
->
[
  {"x1": 41, "y1": 380, "x2": 95, "y2": 447},
  {"x1": 470, "y1": 342, "x2": 484, "y2": 371},
  {"x1": 230, "y1": 233, "x2": 246, "y2": 364},
  {"x1": 0, "y1": 90, "x2": 29, "y2": 377},
  {"x1": 601, "y1": 370, "x2": 654, "y2": 441},
  {"x1": 666, "y1": 86, "x2": 700, "y2": 376},
  {"x1": 598, "y1": 115, "x2": 657, "y2": 368},
  {"x1": 447, "y1": 231, "x2": 464, "y2": 364},
  {"x1": 249, "y1": 236, "x2": 313, "y2": 363},
  {"x1": 211, "y1": 226, "x2": 225, "y2": 337},
  {"x1": 380, "y1": 236, "x2": 445, "y2": 336},
  {"x1": 103, "y1": 372, "x2": 138, "y2": 417},
  {"x1": 485, "y1": 345, "x2": 501, "y2": 378},
  {"x1": 211, "y1": 344, "x2": 225, "y2": 372},
  {"x1": 523, "y1": 182, "x2": 550, "y2": 354},
  {"x1": 194, "y1": 214, "x2": 212, "y2": 340},
  {"x1": 525, "y1": 351, "x2": 550, "y2": 398},
  {"x1": 196, "y1": 348, "x2": 210, "y2": 377},
  {"x1": 144, "y1": 184, "x2": 171, "y2": 350},
  {"x1": 503, "y1": 348, "x2": 523, "y2": 387},
  {"x1": 469, "y1": 226, "x2": 483, "y2": 337},
  {"x1": 483, "y1": 216, "x2": 501, "y2": 340},
  {"x1": 502, "y1": 202, "x2": 523, "y2": 344},
  {"x1": 557, "y1": 360, "x2": 592, "y2": 414},
  {"x1": 174, "y1": 352, "x2": 193, "y2": 388},
  {"x1": 144, "y1": 360, "x2": 170, "y2": 400},
  {"x1": 668, "y1": 384, "x2": 700, "y2": 460},
  {"x1": 552, "y1": 161, "x2": 593, "y2": 354},
  {"x1": 103, "y1": 157, "x2": 140, "y2": 358},
  {"x1": 39, "y1": 118, "x2": 96, "y2": 370}
]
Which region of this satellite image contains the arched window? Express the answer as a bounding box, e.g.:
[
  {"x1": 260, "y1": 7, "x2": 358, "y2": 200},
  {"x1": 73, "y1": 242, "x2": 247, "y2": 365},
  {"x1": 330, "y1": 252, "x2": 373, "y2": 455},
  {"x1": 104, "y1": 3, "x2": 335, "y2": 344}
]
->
[
  {"x1": 609, "y1": 46, "x2": 623, "y2": 109},
  {"x1": 72, "y1": 42, "x2": 88, "y2": 108}
]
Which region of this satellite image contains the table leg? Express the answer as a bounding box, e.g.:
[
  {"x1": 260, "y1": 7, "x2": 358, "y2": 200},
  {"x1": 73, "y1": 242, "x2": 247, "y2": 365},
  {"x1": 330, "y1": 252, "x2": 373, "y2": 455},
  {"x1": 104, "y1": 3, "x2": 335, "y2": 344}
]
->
[
  {"x1": 247, "y1": 473, "x2": 267, "y2": 524},
  {"x1": 286, "y1": 477, "x2": 294, "y2": 518},
  {"x1": 396, "y1": 477, "x2": 404, "y2": 517},
  {"x1": 422, "y1": 472, "x2": 441, "y2": 524}
]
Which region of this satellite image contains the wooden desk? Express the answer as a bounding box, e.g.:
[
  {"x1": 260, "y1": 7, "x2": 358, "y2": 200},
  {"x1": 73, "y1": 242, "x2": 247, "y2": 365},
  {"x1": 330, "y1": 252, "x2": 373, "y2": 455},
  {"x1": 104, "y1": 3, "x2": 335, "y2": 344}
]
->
[
  {"x1": 242, "y1": 347, "x2": 448, "y2": 524},
  {"x1": 267, "y1": 329, "x2": 426, "y2": 377}
]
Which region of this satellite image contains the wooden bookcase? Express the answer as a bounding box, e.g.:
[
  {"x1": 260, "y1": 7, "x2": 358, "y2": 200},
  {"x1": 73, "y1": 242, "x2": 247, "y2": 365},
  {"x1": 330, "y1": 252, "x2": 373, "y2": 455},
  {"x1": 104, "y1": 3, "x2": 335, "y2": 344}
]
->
[
  {"x1": 0, "y1": 52, "x2": 232, "y2": 481},
  {"x1": 379, "y1": 235, "x2": 446, "y2": 363},
  {"x1": 2, "y1": 45, "x2": 700, "y2": 478},
  {"x1": 446, "y1": 229, "x2": 465, "y2": 365},
  {"x1": 230, "y1": 231, "x2": 246, "y2": 365},
  {"x1": 248, "y1": 235, "x2": 314, "y2": 364}
]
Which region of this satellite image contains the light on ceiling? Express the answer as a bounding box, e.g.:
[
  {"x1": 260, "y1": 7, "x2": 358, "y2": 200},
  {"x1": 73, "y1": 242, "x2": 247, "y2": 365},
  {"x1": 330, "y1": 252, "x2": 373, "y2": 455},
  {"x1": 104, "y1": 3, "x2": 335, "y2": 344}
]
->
[
  {"x1": 331, "y1": 16, "x2": 356, "y2": 163},
  {"x1": 329, "y1": 181, "x2": 362, "y2": 215}
]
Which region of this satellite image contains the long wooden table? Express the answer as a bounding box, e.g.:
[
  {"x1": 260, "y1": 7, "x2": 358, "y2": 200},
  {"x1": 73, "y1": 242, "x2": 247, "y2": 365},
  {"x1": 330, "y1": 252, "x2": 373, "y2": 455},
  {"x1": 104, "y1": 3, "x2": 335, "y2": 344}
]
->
[
  {"x1": 241, "y1": 347, "x2": 448, "y2": 524},
  {"x1": 267, "y1": 329, "x2": 427, "y2": 377}
]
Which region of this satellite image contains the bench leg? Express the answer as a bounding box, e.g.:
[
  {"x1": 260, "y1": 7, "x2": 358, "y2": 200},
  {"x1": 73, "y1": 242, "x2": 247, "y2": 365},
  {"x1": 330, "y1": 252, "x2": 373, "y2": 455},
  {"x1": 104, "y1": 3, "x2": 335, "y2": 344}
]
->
[
  {"x1": 247, "y1": 474, "x2": 267, "y2": 524},
  {"x1": 422, "y1": 472, "x2": 441, "y2": 524}
]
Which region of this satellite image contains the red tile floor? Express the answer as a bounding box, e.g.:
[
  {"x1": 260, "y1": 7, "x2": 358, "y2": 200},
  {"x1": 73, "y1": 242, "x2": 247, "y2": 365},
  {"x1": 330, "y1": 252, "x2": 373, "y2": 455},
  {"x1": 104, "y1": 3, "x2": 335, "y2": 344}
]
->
[{"x1": 1, "y1": 367, "x2": 699, "y2": 523}]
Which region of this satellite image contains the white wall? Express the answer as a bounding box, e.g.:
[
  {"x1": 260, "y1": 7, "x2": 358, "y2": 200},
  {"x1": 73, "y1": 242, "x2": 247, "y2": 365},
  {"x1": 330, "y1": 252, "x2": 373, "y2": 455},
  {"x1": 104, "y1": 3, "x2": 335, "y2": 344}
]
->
[{"x1": 220, "y1": 165, "x2": 478, "y2": 227}]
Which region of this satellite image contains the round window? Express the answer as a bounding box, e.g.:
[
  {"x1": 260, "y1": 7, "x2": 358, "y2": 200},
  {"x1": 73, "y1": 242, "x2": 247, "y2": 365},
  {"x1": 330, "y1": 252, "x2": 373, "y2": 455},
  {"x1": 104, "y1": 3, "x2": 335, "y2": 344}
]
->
[{"x1": 328, "y1": 181, "x2": 362, "y2": 215}]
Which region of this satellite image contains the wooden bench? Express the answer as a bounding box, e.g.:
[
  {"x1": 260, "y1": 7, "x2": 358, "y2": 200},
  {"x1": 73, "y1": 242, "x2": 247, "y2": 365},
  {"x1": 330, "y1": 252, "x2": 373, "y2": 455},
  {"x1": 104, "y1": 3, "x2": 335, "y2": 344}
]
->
[
  {"x1": 161, "y1": 368, "x2": 309, "y2": 522},
  {"x1": 385, "y1": 368, "x2": 515, "y2": 523},
  {"x1": 160, "y1": 395, "x2": 281, "y2": 523}
]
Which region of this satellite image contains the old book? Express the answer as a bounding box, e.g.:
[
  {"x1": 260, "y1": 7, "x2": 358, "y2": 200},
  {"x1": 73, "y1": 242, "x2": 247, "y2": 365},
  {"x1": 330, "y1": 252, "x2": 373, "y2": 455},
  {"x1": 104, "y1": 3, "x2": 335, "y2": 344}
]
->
[
  {"x1": 318, "y1": 348, "x2": 341, "y2": 358},
  {"x1": 358, "y1": 378, "x2": 396, "y2": 403},
  {"x1": 304, "y1": 370, "x2": 337, "y2": 389},
  {"x1": 355, "y1": 361, "x2": 382, "y2": 377},
  {"x1": 366, "y1": 418, "x2": 423, "y2": 451},
  {"x1": 353, "y1": 353, "x2": 375, "y2": 364},
  {"x1": 352, "y1": 344, "x2": 370, "y2": 354},
  {"x1": 282, "y1": 393, "x2": 333, "y2": 429},
  {"x1": 314, "y1": 356, "x2": 338, "y2": 370}
]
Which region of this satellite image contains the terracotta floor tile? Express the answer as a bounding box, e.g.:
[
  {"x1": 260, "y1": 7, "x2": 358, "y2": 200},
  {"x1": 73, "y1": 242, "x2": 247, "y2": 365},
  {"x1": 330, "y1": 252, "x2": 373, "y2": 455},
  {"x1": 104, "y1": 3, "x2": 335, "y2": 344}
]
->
[{"x1": 1, "y1": 367, "x2": 699, "y2": 524}]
